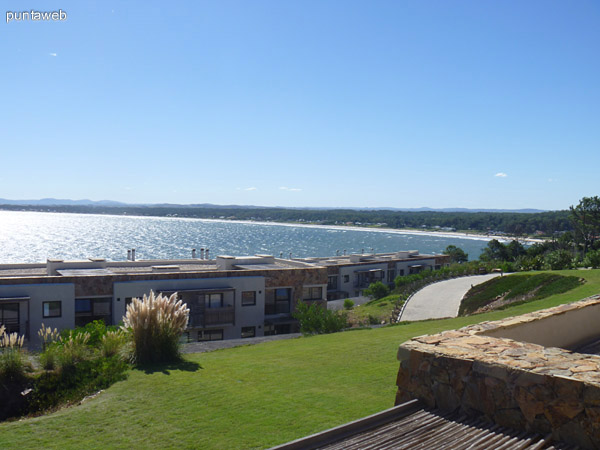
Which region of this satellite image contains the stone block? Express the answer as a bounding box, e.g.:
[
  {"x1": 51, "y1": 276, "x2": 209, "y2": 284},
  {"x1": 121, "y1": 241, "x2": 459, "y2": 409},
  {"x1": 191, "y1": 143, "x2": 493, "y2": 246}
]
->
[
  {"x1": 494, "y1": 408, "x2": 525, "y2": 431},
  {"x1": 515, "y1": 386, "x2": 545, "y2": 422},
  {"x1": 432, "y1": 382, "x2": 460, "y2": 412},
  {"x1": 545, "y1": 399, "x2": 585, "y2": 428},
  {"x1": 583, "y1": 384, "x2": 600, "y2": 407}
]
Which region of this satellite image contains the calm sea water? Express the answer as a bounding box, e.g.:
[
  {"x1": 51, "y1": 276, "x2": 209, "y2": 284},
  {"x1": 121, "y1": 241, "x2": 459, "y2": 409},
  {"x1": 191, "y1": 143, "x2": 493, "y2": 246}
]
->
[{"x1": 0, "y1": 210, "x2": 495, "y2": 264}]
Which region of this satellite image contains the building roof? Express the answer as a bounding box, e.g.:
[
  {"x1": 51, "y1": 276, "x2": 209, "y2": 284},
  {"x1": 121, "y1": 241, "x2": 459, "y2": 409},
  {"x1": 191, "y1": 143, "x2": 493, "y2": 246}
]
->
[{"x1": 271, "y1": 400, "x2": 573, "y2": 450}]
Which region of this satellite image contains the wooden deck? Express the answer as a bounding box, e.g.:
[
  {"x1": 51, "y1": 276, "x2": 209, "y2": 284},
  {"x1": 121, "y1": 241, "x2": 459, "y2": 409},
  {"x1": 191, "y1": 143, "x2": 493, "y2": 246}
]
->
[{"x1": 271, "y1": 400, "x2": 578, "y2": 450}]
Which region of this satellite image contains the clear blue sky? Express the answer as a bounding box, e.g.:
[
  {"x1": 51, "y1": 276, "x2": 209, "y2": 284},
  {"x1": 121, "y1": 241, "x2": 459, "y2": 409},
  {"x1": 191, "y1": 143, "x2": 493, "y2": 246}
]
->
[{"x1": 2, "y1": 1, "x2": 598, "y2": 210}]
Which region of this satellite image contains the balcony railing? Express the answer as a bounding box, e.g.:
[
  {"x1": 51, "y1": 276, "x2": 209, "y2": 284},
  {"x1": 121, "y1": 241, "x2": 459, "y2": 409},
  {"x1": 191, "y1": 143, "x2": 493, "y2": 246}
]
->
[
  {"x1": 188, "y1": 306, "x2": 235, "y2": 327},
  {"x1": 205, "y1": 306, "x2": 235, "y2": 326},
  {"x1": 354, "y1": 277, "x2": 384, "y2": 288},
  {"x1": 265, "y1": 301, "x2": 291, "y2": 316}
]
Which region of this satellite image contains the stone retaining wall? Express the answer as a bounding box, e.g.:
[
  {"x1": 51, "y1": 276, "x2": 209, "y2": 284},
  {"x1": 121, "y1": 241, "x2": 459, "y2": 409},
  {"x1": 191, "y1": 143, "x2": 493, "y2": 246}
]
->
[{"x1": 395, "y1": 296, "x2": 600, "y2": 449}]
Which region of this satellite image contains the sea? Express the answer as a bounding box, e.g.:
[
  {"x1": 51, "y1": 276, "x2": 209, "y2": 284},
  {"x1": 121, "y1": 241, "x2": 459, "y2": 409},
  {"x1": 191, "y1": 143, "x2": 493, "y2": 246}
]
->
[{"x1": 0, "y1": 210, "x2": 500, "y2": 264}]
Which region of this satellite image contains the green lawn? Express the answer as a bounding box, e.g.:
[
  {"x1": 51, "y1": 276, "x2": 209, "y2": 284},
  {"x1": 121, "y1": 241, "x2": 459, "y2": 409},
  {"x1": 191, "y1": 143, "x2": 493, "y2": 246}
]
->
[{"x1": 2, "y1": 269, "x2": 599, "y2": 450}]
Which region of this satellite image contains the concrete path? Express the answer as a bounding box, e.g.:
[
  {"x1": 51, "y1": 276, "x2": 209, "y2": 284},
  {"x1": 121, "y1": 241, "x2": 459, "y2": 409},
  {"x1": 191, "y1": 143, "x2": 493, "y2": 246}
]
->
[
  {"x1": 182, "y1": 333, "x2": 301, "y2": 354},
  {"x1": 400, "y1": 274, "x2": 502, "y2": 322}
]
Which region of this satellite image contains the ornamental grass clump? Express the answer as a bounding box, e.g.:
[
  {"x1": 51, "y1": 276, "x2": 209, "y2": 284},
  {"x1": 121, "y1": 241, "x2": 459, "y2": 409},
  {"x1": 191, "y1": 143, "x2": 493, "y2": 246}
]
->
[
  {"x1": 122, "y1": 291, "x2": 189, "y2": 365},
  {"x1": 0, "y1": 325, "x2": 28, "y2": 381}
]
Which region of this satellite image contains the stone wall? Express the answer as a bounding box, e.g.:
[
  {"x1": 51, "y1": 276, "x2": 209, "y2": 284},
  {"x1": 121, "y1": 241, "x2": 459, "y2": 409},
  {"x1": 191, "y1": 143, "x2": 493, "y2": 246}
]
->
[{"x1": 395, "y1": 296, "x2": 600, "y2": 449}]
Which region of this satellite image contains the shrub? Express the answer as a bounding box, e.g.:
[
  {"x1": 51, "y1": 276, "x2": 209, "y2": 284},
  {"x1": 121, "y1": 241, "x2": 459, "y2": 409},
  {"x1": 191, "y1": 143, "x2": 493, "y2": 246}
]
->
[
  {"x1": 122, "y1": 291, "x2": 189, "y2": 365},
  {"x1": 38, "y1": 323, "x2": 60, "y2": 351},
  {"x1": 56, "y1": 331, "x2": 92, "y2": 373},
  {"x1": 543, "y1": 250, "x2": 573, "y2": 270},
  {"x1": 343, "y1": 299, "x2": 354, "y2": 310},
  {"x1": 584, "y1": 249, "x2": 600, "y2": 269},
  {"x1": 293, "y1": 301, "x2": 347, "y2": 335},
  {"x1": 0, "y1": 325, "x2": 27, "y2": 382},
  {"x1": 368, "y1": 314, "x2": 380, "y2": 325},
  {"x1": 363, "y1": 281, "x2": 390, "y2": 300},
  {"x1": 101, "y1": 330, "x2": 130, "y2": 359},
  {"x1": 60, "y1": 320, "x2": 118, "y2": 348}
]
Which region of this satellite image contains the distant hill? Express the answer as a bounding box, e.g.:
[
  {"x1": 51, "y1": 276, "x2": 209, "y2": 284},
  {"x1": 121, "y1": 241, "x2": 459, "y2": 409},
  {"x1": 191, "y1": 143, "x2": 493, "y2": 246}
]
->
[
  {"x1": 0, "y1": 198, "x2": 546, "y2": 213},
  {"x1": 0, "y1": 198, "x2": 127, "y2": 207}
]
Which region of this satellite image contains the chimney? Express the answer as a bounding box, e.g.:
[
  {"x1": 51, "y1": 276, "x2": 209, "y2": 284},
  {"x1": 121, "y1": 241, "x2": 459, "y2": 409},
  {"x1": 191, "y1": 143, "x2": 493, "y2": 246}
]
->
[
  {"x1": 200, "y1": 248, "x2": 205, "y2": 260},
  {"x1": 205, "y1": 249, "x2": 209, "y2": 260},
  {"x1": 192, "y1": 248, "x2": 196, "y2": 259},
  {"x1": 127, "y1": 249, "x2": 131, "y2": 261},
  {"x1": 131, "y1": 248, "x2": 136, "y2": 261}
]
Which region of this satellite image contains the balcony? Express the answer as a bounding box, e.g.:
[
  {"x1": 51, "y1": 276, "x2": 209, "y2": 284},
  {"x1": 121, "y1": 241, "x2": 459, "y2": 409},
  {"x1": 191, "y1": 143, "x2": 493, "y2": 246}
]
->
[
  {"x1": 205, "y1": 306, "x2": 235, "y2": 326},
  {"x1": 265, "y1": 301, "x2": 291, "y2": 316},
  {"x1": 188, "y1": 306, "x2": 235, "y2": 327},
  {"x1": 354, "y1": 269, "x2": 385, "y2": 288}
]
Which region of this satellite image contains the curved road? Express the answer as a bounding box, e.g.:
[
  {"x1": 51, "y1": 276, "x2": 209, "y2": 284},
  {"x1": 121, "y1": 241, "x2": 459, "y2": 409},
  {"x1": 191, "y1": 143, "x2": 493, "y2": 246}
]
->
[{"x1": 401, "y1": 274, "x2": 502, "y2": 321}]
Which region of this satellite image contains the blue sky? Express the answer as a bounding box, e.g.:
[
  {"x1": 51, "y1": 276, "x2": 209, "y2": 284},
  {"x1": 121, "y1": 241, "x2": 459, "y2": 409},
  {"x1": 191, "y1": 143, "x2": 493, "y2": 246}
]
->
[{"x1": 2, "y1": 1, "x2": 598, "y2": 210}]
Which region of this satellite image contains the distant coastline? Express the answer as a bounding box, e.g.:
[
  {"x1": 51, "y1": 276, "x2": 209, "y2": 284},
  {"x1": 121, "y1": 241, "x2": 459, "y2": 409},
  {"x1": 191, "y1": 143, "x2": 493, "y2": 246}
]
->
[
  {"x1": 188, "y1": 217, "x2": 545, "y2": 245},
  {"x1": 0, "y1": 208, "x2": 545, "y2": 246}
]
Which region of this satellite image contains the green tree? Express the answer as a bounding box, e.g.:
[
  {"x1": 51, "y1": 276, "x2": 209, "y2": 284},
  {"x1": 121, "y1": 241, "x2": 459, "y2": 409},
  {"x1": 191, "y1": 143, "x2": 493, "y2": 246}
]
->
[
  {"x1": 363, "y1": 281, "x2": 390, "y2": 300},
  {"x1": 570, "y1": 196, "x2": 600, "y2": 253},
  {"x1": 480, "y1": 239, "x2": 509, "y2": 262},
  {"x1": 443, "y1": 245, "x2": 468, "y2": 263},
  {"x1": 543, "y1": 250, "x2": 573, "y2": 270},
  {"x1": 506, "y1": 240, "x2": 527, "y2": 261}
]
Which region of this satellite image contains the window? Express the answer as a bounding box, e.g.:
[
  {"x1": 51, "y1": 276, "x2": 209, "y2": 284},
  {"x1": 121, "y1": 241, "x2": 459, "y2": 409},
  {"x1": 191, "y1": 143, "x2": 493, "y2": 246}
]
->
[
  {"x1": 198, "y1": 329, "x2": 223, "y2": 341},
  {"x1": 327, "y1": 275, "x2": 338, "y2": 290},
  {"x1": 388, "y1": 269, "x2": 396, "y2": 283},
  {"x1": 399, "y1": 269, "x2": 405, "y2": 276},
  {"x1": 303, "y1": 286, "x2": 323, "y2": 300},
  {"x1": 241, "y1": 291, "x2": 256, "y2": 306},
  {"x1": 205, "y1": 293, "x2": 223, "y2": 309},
  {"x1": 343, "y1": 275, "x2": 350, "y2": 283},
  {"x1": 265, "y1": 288, "x2": 291, "y2": 315},
  {"x1": 75, "y1": 297, "x2": 112, "y2": 327},
  {"x1": 241, "y1": 326, "x2": 256, "y2": 338},
  {"x1": 0, "y1": 303, "x2": 19, "y2": 334},
  {"x1": 43, "y1": 301, "x2": 61, "y2": 318}
]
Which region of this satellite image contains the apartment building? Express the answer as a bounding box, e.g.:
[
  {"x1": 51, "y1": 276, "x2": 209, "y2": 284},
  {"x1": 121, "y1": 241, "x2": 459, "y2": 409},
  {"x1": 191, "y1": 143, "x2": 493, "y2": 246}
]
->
[{"x1": 0, "y1": 251, "x2": 448, "y2": 347}]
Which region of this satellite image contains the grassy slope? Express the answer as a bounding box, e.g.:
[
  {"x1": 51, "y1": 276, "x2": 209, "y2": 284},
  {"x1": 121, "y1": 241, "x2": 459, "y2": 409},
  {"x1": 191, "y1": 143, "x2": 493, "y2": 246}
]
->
[
  {"x1": 2, "y1": 269, "x2": 599, "y2": 450},
  {"x1": 348, "y1": 294, "x2": 400, "y2": 324},
  {"x1": 459, "y1": 273, "x2": 582, "y2": 315}
]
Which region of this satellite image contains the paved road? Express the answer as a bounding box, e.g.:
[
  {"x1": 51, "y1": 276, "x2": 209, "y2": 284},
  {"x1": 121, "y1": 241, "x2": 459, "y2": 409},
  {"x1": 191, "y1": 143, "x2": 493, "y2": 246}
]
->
[{"x1": 400, "y1": 274, "x2": 502, "y2": 321}]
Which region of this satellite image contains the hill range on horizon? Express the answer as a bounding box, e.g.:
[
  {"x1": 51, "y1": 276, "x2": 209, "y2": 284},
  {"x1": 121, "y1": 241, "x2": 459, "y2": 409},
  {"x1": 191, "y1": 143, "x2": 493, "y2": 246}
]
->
[{"x1": 0, "y1": 198, "x2": 547, "y2": 214}]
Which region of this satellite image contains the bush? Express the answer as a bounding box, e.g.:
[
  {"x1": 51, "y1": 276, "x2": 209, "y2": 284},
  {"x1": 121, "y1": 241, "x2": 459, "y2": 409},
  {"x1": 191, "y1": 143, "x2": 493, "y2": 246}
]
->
[
  {"x1": 60, "y1": 320, "x2": 118, "y2": 348},
  {"x1": 0, "y1": 325, "x2": 27, "y2": 382},
  {"x1": 584, "y1": 250, "x2": 600, "y2": 269},
  {"x1": 101, "y1": 330, "x2": 130, "y2": 358},
  {"x1": 122, "y1": 291, "x2": 190, "y2": 365},
  {"x1": 543, "y1": 250, "x2": 574, "y2": 270},
  {"x1": 343, "y1": 299, "x2": 354, "y2": 310},
  {"x1": 293, "y1": 301, "x2": 347, "y2": 335},
  {"x1": 368, "y1": 315, "x2": 380, "y2": 325},
  {"x1": 363, "y1": 281, "x2": 390, "y2": 300}
]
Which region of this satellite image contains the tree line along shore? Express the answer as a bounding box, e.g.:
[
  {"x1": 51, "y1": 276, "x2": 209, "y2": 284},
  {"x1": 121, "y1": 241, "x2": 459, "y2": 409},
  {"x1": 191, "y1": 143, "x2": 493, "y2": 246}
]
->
[{"x1": 0, "y1": 203, "x2": 578, "y2": 238}]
